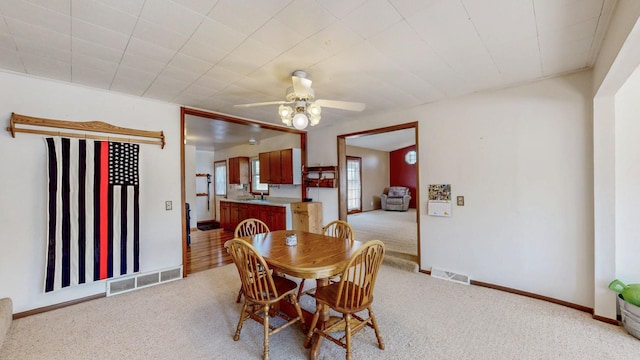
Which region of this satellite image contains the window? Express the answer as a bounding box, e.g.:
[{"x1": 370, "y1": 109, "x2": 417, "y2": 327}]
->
[
  {"x1": 250, "y1": 158, "x2": 269, "y2": 194},
  {"x1": 347, "y1": 156, "x2": 362, "y2": 213},
  {"x1": 404, "y1": 150, "x2": 417, "y2": 165},
  {"x1": 214, "y1": 161, "x2": 227, "y2": 196}
]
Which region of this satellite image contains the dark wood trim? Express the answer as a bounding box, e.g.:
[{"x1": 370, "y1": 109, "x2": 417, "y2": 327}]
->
[
  {"x1": 593, "y1": 314, "x2": 619, "y2": 325},
  {"x1": 301, "y1": 132, "x2": 307, "y2": 200},
  {"x1": 13, "y1": 293, "x2": 105, "y2": 319},
  {"x1": 180, "y1": 107, "x2": 187, "y2": 278},
  {"x1": 470, "y1": 279, "x2": 593, "y2": 313},
  {"x1": 337, "y1": 137, "x2": 347, "y2": 220},
  {"x1": 340, "y1": 122, "x2": 419, "y2": 138},
  {"x1": 414, "y1": 122, "x2": 420, "y2": 259},
  {"x1": 182, "y1": 107, "x2": 305, "y2": 135}
]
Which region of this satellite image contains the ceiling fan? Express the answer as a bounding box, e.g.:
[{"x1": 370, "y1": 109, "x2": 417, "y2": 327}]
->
[{"x1": 235, "y1": 70, "x2": 365, "y2": 130}]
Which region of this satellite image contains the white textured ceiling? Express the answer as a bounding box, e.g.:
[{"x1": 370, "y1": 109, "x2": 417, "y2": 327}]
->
[{"x1": 0, "y1": 0, "x2": 617, "y2": 150}]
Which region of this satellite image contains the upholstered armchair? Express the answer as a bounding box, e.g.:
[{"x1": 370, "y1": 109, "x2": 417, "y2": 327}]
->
[{"x1": 381, "y1": 186, "x2": 411, "y2": 211}]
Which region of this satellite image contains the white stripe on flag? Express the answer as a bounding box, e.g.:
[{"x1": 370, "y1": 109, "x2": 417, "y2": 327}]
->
[
  {"x1": 69, "y1": 140, "x2": 79, "y2": 286},
  {"x1": 85, "y1": 141, "x2": 94, "y2": 283},
  {"x1": 126, "y1": 186, "x2": 135, "y2": 276},
  {"x1": 112, "y1": 186, "x2": 122, "y2": 276}
]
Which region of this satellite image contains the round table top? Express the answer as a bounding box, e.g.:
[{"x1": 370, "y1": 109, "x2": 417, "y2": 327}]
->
[{"x1": 243, "y1": 230, "x2": 362, "y2": 279}]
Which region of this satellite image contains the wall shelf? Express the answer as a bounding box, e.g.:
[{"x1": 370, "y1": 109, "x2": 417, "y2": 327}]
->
[
  {"x1": 196, "y1": 173, "x2": 212, "y2": 209},
  {"x1": 303, "y1": 166, "x2": 337, "y2": 188}
]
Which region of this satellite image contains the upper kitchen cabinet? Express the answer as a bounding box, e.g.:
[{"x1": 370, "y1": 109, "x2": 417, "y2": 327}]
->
[
  {"x1": 259, "y1": 148, "x2": 301, "y2": 184},
  {"x1": 228, "y1": 156, "x2": 249, "y2": 184}
]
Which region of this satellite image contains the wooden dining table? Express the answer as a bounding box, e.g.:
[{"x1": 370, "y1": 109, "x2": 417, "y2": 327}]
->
[{"x1": 241, "y1": 229, "x2": 362, "y2": 360}]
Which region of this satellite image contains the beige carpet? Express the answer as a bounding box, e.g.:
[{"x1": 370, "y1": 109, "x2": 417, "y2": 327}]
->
[
  {"x1": 2, "y1": 264, "x2": 638, "y2": 359},
  {"x1": 348, "y1": 209, "x2": 418, "y2": 269}
]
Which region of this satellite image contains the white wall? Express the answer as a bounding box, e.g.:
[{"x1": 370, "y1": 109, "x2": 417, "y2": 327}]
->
[
  {"x1": 615, "y1": 65, "x2": 640, "y2": 284},
  {"x1": 346, "y1": 145, "x2": 390, "y2": 211},
  {"x1": 308, "y1": 71, "x2": 594, "y2": 307},
  {"x1": 592, "y1": 1, "x2": 640, "y2": 319},
  {"x1": 184, "y1": 145, "x2": 197, "y2": 228},
  {"x1": 0, "y1": 71, "x2": 182, "y2": 313}
]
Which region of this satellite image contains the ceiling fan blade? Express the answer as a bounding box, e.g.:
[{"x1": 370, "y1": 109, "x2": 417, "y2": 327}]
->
[
  {"x1": 292, "y1": 75, "x2": 312, "y2": 99},
  {"x1": 234, "y1": 100, "x2": 289, "y2": 108},
  {"x1": 315, "y1": 99, "x2": 366, "y2": 112}
]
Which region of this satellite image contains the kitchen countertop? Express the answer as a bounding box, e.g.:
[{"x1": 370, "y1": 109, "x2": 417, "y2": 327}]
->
[{"x1": 220, "y1": 197, "x2": 301, "y2": 207}]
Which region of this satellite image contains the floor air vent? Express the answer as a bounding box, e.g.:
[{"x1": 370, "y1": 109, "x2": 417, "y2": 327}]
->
[
  {"x1": 107, "y1": 266, "x2": 182, "y2": 296},
  {"x1": 431, "y1": 267, "x2": 470, "y2": 285}
]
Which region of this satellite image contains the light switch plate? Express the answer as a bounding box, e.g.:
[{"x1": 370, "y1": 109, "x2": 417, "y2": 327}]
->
[
  {"x1": 457, "y1": 196, "x2": 464, "y2": 206},
  {"x1": 165, "y1": 201, "x2": 172, "y2": 210}
]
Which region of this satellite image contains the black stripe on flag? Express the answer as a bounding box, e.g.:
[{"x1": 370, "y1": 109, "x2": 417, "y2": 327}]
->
[
  {"x1": 61, "y1": 138, "x2": 71, "y2": 287},
  {"x1": 45, "y1": 138, "x2": 57, "y2": 293},
  {"x1": 134, "y1": 188, "x2": 140, "y2": 272},
  {"x1": 78, "y1": 140, "x2": 87, "y2": 283},
  {"x1": 120, "y1": 189, "x2": 128, "y2": 275}
]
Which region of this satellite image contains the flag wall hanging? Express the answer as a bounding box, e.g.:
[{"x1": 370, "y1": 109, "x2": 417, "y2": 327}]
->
[{"x1": 44, "y1": 137, "x2": 140, "y2": 292}]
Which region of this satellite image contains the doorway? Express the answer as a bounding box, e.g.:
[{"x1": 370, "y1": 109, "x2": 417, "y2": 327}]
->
[
  {"x1": 180, "y1": 107, "x2": 307, "y2": 276},
  {"x1": 337, "y1": 122, "x2": 420, "y2": 268}
]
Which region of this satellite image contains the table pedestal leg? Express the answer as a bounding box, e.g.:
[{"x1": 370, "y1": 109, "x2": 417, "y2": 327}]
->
[{"x1": 310, "y1": 278, "x2": 329, "y2": 360}]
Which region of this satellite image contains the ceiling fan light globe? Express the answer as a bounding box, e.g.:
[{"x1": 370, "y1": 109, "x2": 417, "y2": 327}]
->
[
  {"x1": 292, "y1": 113, "x2": 309, "y2": 130},
  {"x1": 309, "y1": 114, "x2": 321, "y2": 126},
  {"x1": 278, "y1": 105, "x2": 293, "y2": 118},
  {"x1": 307, "y1": 103, "x2": 321, "y2": 116}
]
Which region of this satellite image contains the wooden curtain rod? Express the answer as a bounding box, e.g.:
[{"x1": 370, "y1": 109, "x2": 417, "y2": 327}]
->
[{"x1": 6, "y1": 113, "x2": 166, "y2": 148}]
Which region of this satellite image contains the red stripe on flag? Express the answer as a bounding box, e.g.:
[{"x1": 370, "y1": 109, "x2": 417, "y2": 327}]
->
[{"x1": 99, "y1": 142, "x2": 109, "y2": 279}]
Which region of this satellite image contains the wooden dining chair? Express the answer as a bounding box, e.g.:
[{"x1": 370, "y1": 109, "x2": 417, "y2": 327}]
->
[
  {"x1": 322, "y1": 219, "x2": 355, "y2": 242},
  {"x1": 304, "y1": 240, "x2": 385, "y2": 360},
  {"x1": 297, "y1": 220, "x2": 355, "y2": 299},
  {"x1": 225, "y1": 238, "x2": 305, "y2": 360},
  {"x1": 234, "y1": 218, "x2": 270, "y2": 238},
  {"x1": 234, "y1": 218, "x2": 270, "y2": 303}
]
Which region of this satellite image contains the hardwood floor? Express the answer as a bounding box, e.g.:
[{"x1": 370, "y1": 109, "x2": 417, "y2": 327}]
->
[{"x1": 186, "y1": 228, "x2": 235, "y2": 274}]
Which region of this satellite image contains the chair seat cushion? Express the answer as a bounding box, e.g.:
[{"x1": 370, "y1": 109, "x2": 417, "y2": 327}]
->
[
  {"x1": 314, "y1": 281, "x2": 371, "y2": 313},
  {"x1": 385, "y1": 197, "x2": 405, "y2": 204},
  {"x1": 272, "y1": 275, "x2": 298, "y2": 295}
]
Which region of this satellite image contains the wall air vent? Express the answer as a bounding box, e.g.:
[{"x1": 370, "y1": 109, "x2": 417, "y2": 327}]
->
[
  {"x1": 107, "y1": 266, "x2": 183, "y2": 296},
  {"x1": 431, "y1": 267, "x2": 470, "y2": 285}
]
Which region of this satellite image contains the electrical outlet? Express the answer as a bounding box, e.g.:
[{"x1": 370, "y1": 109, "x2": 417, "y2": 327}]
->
[{"x1": 165, "y1": 201, "x2": 172, "y2": 211}]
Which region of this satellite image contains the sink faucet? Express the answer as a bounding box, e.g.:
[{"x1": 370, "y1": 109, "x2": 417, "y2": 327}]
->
[{"x1": 260, "y1": 192, "x2": 264, "y2": 200}]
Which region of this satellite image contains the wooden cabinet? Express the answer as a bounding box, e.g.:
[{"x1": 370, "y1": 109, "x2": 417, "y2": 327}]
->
[
  {"x1": 228, "y1": 156, "x2": 249, "y2": 184},
  {"x1": 220, "y1": 201, "x2": 231, "y2": 230},
  {"x1": 291, "y1": 202, "x2": 323, "y2": 234},
  {"x1": 220, "y1": 201, "x2": 286, "y2": 232},
  {"x1": 280, "y1": 149, "x2": 293, "y2": 184},
  {"x1": 258, "y1": 148, "x2": 301, "y2": 184},
  {"x1": 259, "y1": 152, "x2": 271, "y2": 183}
]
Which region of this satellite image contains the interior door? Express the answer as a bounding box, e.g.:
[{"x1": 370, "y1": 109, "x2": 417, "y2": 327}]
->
[
  {"x1": 347, "y1": 156, "x2": 362, "y2": 213},
  {"x1": 214, "y1": 160, "x2": 227, "y2": 222}
]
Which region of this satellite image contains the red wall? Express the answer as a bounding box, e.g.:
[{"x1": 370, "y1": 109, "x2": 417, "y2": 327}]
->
[{"x1": 389, "y1": 145, "x2": 417, "y2": 209}]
